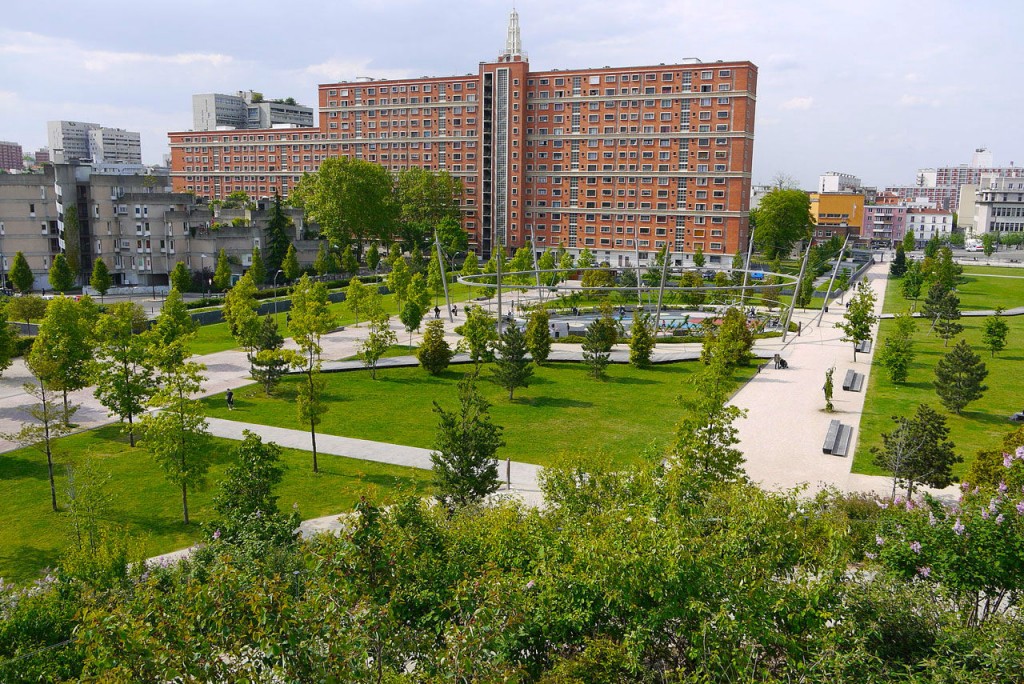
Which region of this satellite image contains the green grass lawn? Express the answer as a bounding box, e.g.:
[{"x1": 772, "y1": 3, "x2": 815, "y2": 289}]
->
[
  {"x1": 0, "y1": 425, "x2": 432, "y2": 584},
  {"x1": 203, "y1": 361, "x2": 755, "y2": 468},
  {"x1": 338, "y1": 345, "x2": 418, "y2": 362},
  {"x1": 884, "y1": 267, "x2": 1024, "y2": 315},
  {"x1": 853, "y1": 315, "x2": 1024, "y2": 477}
]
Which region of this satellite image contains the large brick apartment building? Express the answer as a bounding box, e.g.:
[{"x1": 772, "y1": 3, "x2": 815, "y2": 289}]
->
[{"x1": 169, "y1": 11, "x2": 757, "y2": 264}]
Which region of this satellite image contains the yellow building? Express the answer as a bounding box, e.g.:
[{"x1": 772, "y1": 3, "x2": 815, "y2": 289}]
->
[{"x1": 809, "y1": 192, "x2": 865, "y2": 242}]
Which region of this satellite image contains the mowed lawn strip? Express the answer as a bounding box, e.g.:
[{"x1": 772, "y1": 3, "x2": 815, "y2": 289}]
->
[
  {"x1": 203, "y1": 361, "x2": 755, "y2": 468},
  {"x1": 853, "y1": 315, "x2": 1024, "y2": 477},
  {"x1": 883, "y1": 267, "x2": 1024, "y2": 315},
  {"x1": 0, "y1": 425, "x2": 432, "y2": 584}
]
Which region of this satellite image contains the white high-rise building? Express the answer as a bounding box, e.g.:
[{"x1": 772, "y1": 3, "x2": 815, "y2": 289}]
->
[
  {"x1": 818, "y1": 172, "x2": 862, "y2": 193},
  {"x1": 47, "y1": 121, "x2": 141, "y2": 164},
  {"x1": 192, "y1": 91, "x2": 314, "y2": 131},
  {"x1": 87, "y1": 127, "x2": 142, "y2": 164}
]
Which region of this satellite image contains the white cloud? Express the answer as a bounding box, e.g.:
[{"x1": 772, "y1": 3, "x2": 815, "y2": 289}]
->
[{"x1": 780, "y1": 96, "x2": 814, "y2": 111}]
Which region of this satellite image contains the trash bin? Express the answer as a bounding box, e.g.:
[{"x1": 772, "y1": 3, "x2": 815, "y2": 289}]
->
[{"x1": 824, "y1": 306, "x2": 829, "y2": 313}]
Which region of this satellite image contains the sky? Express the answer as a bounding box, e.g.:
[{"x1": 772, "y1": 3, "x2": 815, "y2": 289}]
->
[{"x1": 2, "y1": 0, "x2": 1022, "y2": 189}]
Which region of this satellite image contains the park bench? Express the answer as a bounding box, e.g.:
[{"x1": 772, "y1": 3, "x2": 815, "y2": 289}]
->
[
  {"x1": 855, "y1": 339, "x2": 872, "y2": 354},
  {"x1": 822, "y1": 420, "x2": 852, "y2": 457},
  {"x1": 842, "y1": 369, "x2": 864, "y2": 392}
]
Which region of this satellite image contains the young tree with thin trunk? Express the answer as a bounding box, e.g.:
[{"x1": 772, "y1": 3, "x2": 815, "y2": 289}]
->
[
  {"x1": 387, "y1": 257, "x2": 412, "y2": 310},
  {"x1": 49, "y1": 254, "x2": 75, "y2": 293},
  {"x1": 222, "y1": 272, "x2": 261, "y2": 372},
  {"x1": 250, "y1": 315, "x2": 295, "y2": 395},
  {"x1": 92, "y1": 302, "x2": 155, "y2": 446},
  {"x1": 30, "y1": 296, "x2": 95, "y2": 422},
  {"x1": 399, "y1": 300, "x2": 424, "y2": 348},
  {"x1": 10, "y1": 251, "x2": 34, "y2": 294},
  {"x1": 346, "y1": 276, "x2": 370, "y2": 327},
  {"x1": 417, "y1": 319, "x2": 454, "y2": 375},
  {"x1": 582, "y1": 304, "x2": 618, "y2": 379},
  {"x1": 169, "y1": 261, "x2": 192, "y2": 293},
  {"x1": 150, "y1": 289, "x2": 197, "y2": 367},
  {"x1": 282, "y1": 244, "x2": 301, "y2": 282},
  {"x1": 629, "y1": 309, "x2": 656, "y2": 368},
  {"x1": 462, "y1": 306, "x2": 497, "y2": 367},
  {"x1": 492, "y1": 321, "x2": 533, "y2": 400},
  {"x1": 213, "y1": 249, "x2": 232, "y2": 291},
  {"x1": 525, "y1": 308, "x2": 552, "y2": 365},
  {"x1": 877, "y1": 312, "x2": 916, "y2": 384},
  {"x1": 366, "y1": 242, "x2": 381, "y2": 272},
  {"x1": 982, "y1": 308, "x2": 1009, "y2": 357},
  {"x1": 872, "y1": 403, "x2": 960, "y2": 500},
  {"x1": 430, "y1": 374, "x2": 505, "y2": 509},
  {"x1": 289, "y1": 275, "x2": 336, "y2": 472},
  {"x1": 427, "y1": 255, "x2": 444, "y2": 305},
  {"x1": 835, "y1": 281, "x2": 878, "y2": 361},
  {"x1": 90, "y1": 258, "x2": 112, "y2": 300},
  {"x1": 249, "y1": 245, "x2": 266, "y2": 286},
  {"x1": 360, "y1": 312, "x2": 397, "y2": 379},
  {"x1": 934, "y1": 339, "x2": 988, "y2": 415}
]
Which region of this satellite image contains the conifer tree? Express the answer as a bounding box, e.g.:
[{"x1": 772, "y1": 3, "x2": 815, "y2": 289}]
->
[{"x1": 934, "y1": 339, "x2": 988, "y2": 415}]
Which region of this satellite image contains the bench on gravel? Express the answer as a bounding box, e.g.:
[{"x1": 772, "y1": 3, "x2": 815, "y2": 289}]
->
[
  {"x1": 842, "y1": 369, "x2": 864, "y2": 392},
  {"x1": 855, "y1": 339, "x2": 872, "y2": 354},
  {"x1": 822, "y1": 419, "x2": 852, "y2": 457}
]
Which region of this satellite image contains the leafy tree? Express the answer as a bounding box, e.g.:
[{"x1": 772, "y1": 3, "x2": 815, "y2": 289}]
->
[
  {"x1": 250, "y1": 315, "x2": 294, "y2": 395},
  {"x1": 577, "y1": 247, "x2": 596, "y2": 269},
  {"x1": 399, "y1": 300, "x2": 424, "y2": 347},
  {"x1": 835, "y1": 281, "x2": 877, "y2": 361},
  {"x1": 730, "y1": 250, "x2": 746, "y2": 287},
  {"x1": 2, "y1": 378, "x2": 76, "y2": 511},
  {"x1": 293, "y1": 156, "x2": 397, "y2": 258},
  {"x1": 150, "y1": 288, "x2": 197, "y2": 369},
  {"x1": 30, "y1": 296, "x2": 95, "y2": 420},
  {"x1": 89, "y1": 258, "x2": 112, "y2": 299},
  {"x1": 751, "y1": 188, "x2": 814, "y2": 259},
  {"x1": 524, "y1": 308, "x2": 552, "y2": 365},
  {"x1": 877, "y1": 312, "x2": 916, "y2": 384},
  {"x1": 366, "y1": 242, "x2": 381, "y2": 272},
  {"x1": 932, "y1": 247, "x2": 963, "y2": 292},
  {"x1": 213, "y1": 249, "x2": 232, "y2": 291},
  {"x1": 922, "y1": 284, "x2": 962, "y2": 346},
  {"x1": 981, "y1": 308, "x2": 1009, "y2": 357},
  {"x1": 713, "y1": 271, "x2": 732, "y2": 304},
  {"x1": 479, "y1": 251, "x2": 499, "y2": 299},
  {"x1": 693, "y1": 245, "x2": 705, "y2": 268},
  {"x1": 889, "y1": 243, "x2": 907, "y2": 278},
  {"x1": 794, "y1": 273, "x2": 815, "y2": 310},
  {"x1": 823, "y1": 366, "x2": 835, "y2": 412},
  {"x1": 679, "y1": 270, "x2": 706, "y2": 307},
  {"x1": 409, "y1": 244, "x2": 426, "y2": 274},
  {"x1": 435, "y1": 214, "x2": 469, "y2": 258},
  {"x1": 924, "y1": 235, "x2": 940, "y2": 259},
  {"x1": 417, "y1": 319, "x2": 454, "y2": 375},
  {"x1": 223, "y1": 272, "x2": 262, "y2": 371},
  {"x1": 62, "y1": 205, "x2": 81, "y2": 281},
  {"x1": 672, "y1": 357, "x2": 747, "y2": 488},
  {"x1": 430, "y1": 375, "x2": 505, "y2": 508},
  {"x1": 5, "y1": 294, "x2": 46, "y2": 325},
  {"x1": 460, "y1": 251, "x2": 480, "y2": 278},
  {"x1": 407, "y1": 272, "x2": 430, "y2": 312},
  {"x1": 629, "y1": 309, "x2": 656, "y2": 368},
  {"x1": 582, "y1": 304, "x2": 618, "y2": 379},
  {"x1": 0, "y1": 308, "x2": 15, "y2": 379},
  {"x1": 345, "y1": 276, "x2": 370, "y2": 327},
  {"x1": 92, "y1": 302, "x2": 155, "y2": 446},
  {"x1": 967, "y1": 427, "x2": 1024, "y2": 489},
  {"x1": 537, "y1": 249, "x2": 557, "y2": 286},
  {"x1": 902, "y1": 230, "x2": 916, "y2": 253},
  {"x1": 934, "y1": 339, "x2": 988, "y2": 415},
  {"x1": 169, "y1": 261, "x2": 191, "y2": 293},
  {"x1": 492, "y1": 321, "x2": 533, "y2": 400},
  {"x1": 395, "y1": 167, "x2": 462, "y2": 248},
  {"x1": 427, "y1": 253, "x2": 444, "y2": 305},
  {"x1": 558, "y1": 248, "x2": 575, "y2": 280},
  {"x1": 249, "y1": 245, "x2": 266, "y2": 286},
  {"x1": 265, "y1": 194, "x2": 293, "y2": 277},
  {"x1": 139, "y1": 355, "x2": 210, "y2": 524},
  {"x1": 290, "y1": 274, "x2": 335, "y2": 473},
  {"x1": 9, "y1": 250, "x2": 34, "y2": 293},
  {"x1": 386, "y1": 257, "x2": 412, "y2": 309},
  {"x1": 982, "y1": 232, "x2": 996, "y2": 257},
  {"x1": 872, "y1": 403, "x2": 960, "y2": 499},
  {"x1": 48, "y1": 254, "x2": 75, "y2": 293},
  {"x1": 462, "y1": 306, "x2": 497, "y2": 366},
  {"x1": 295, "y1": 367, "x2": 328, "y2": 474},
  {"x1": 341, "y1": 245, "x2": 359, "y2": 275},
  {"x1": 282, "y1": 244, "x2": 301, "y2": 282},
  {"x1": 702, "y1": 306, "x2": 754, "y2": 369},
  {"x1": 360, "y1": 312, "x2": 398, "y2": 379},
  {"x1": 313, "y1": 242, "x2": 331, "y2": 277}
]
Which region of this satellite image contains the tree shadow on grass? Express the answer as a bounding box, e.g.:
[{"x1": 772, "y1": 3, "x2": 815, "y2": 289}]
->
[
  {"x1": 519, "y1": 396, "x2": 594, "y2": 409},
  {"x1": 959, "y1": 410, "x2": 1021, "y2": 428},
  {"x1": 0, "y1": 544, "x2": 60, "y2": 583},
  {"x1": 605, "y1": 375, "x2": 658, "y2": 386},
  {"x1": 0, "y1": 453, "x2": 50, "y2": 481}
]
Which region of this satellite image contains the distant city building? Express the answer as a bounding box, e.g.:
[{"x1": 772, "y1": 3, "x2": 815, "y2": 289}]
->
[
  {"x1": 817, "y1": 172, "x2": 861, "y2": 194},
  {"x1": 862, "y1": 204, "x2": 908, "y2": 245},
  {"x1": 47, "y1": 120, "x2": 142, "y2": 164},
  {"x1": 34, "y1": 148, "x2": 50, "y2": 165},
  {"x1": 809, "y1": 192, "x2": 864, "y2": 242},
  {"x1": 192, "y1": 91, "x2": 315, "y2": 131},
  {"x1": 972, "y1": 175, "x2": 1024, "y2": 237},
  {"x1": 884, "y1": 148, "x2": 1024, "y2": 212},
  {"x1": 0, "y1": 141, "x2": 24, "y2": 172},
  {"x1": 906, "y1": 208, "x2": 954, "y2": 246},
  {"x1": 171, "y1": 10, "x2": 759, "y2": 262},
  {"x1": 748, "y1": 184, "x2": 773, "y2": 211}
]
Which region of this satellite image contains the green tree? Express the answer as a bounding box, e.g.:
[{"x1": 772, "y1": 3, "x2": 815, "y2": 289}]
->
[
  {"x1": 290, "y1": 275, "x2": 335, "y2": 472},
  {"x1": 409, "y1": 244, "x2": 425, "y2": 274},
  {"x1": 213, "y1": 249, "x2": 232, "y2": 291},
  {"x1": 902, "y1": 230, "x2": 916, "y2": 253},
  {"x1": 932, "y1": 247, "x2": 963, "y2": 292},
  {"x1": 139, "y1": 356, "x2": 210, "y2": 524},
  {"x1": 249, "y1": 245, "x2": 266, "y2": 286},
  {"x1": 922, "y1": 284, "x2": 962, "y2": 346},
  {"x1": 823, "y1": 366, "x2": 835, "y2": 412},
  {"x1": 341, "y1": 245, "x2": 359, "y2": 275},
  {"x1": 460, "y1": 251, "x2": 480, "y2": 278},
  {"x1": 150, "y1": 288, "x2": 197, "y2": 369},
  {"x1": 730, "y1": 250, "x2": 746, "y2": 287},
  {"x1": 558, "y1": 248, "x2": 575, "y2": 280},
  {"x1": 427, "y1": 254, "x2": 444, "y2": 305},
  {"x1": 250, "y1": 315, "x2": 294, "y2": 395},
  {"x1": 345, "y1": 276, "x2": 370, "y2": 327},
  {"x1": 386, "y1": 257, "x2": 412, "y2": 309},
  {"x1": 751, "y1": 188, "x2": 814, "y2": 259},
  {"x1": 48, "y1": 254, "x2": 75, "y2": 293},
  {"x1": 577, "y1": 247, "x2": 596, "y2": 269},
  {"x1": 359, "y1": 312, "x2": 397, "y2": 379},
  {"x1": 293, "y1": 156, "x2": 397, "y2": 258},
  {"x1": 629, "y1": 309, "x2": 656, "y2": 368},
  {"x1": 872, "y1": 403, "x2": 960, "y2": 499},
  {"x1": 9, "y1": 251, "x2": 34, "y2": 293},
  {"x1": 0, "y1": 308, "x2": 15, "y2": 379},
  {"x1": 399, "y1": 300, "x2": 424, "y2": 348},
  {"x1": 582, "y1": 304, "x2": 618, "y2": 379},
  {"x1": 795, "y1": 273, "x2": 815, "y2": 310},
  {"x1": 671, "y1": 357, "x2": 747, "y2": 488},
  {"x1": 901, "y1": 260, "x2": 924, "y2": 302},
  {"x1": 295, "y1": 368, "x2": 328, "y2": 474},
  {"x1": 692, "y1": 244, "x2": 706, "y2": 269},
  {"x1": 265, "y1": 194, "x2": 293, "y2": 276},
  {"x1": 877, "y1": 312, "x2": 916, "y2": 384},
  {"x1": 6, "y1": 295, "x2": 43, "y2": 329},
  {"x1": 430, "y1": 375, "x2": 505, "y2": 508},
  {"x1": 407, "y1": 272, "x2": 430, "y2": 312},
  {"x1": 835, "y1": 281, "x2": 878, "y2": 361},
  {"x1": 89, "y1": 258, "x2": 112, "y2": 300},
  {"x1": 417, "y1": 319, "x2": 454, "y2": 375},
  {"x1": 222, "y1": 272, "x2": 262, "y2": 371},
  {"x1": 491, "y1": 321, "x2": 533, "y2": 400},
  {"x1": 169, "y1": 261, "x2": 192, "y2": 293},
  {"x1": 366, "y1": 242, "x2": 381, "y2": 272},
  {"x1": 713, "y1": 270, "x2": 732, "y2": 304},
  {"x1": 889, "y1": 243, "x2": 907, "y2": 278},
  {"x1": 982, "y1": 232, "x2": 996, "y2": 257},
  {"x1": 313, "y1": 242, "x2": 331, "y2": 277},
  {"x1": 702, "y1": 307, "x2": 754, "y2": 369},
  {"x1": 924, "y1": 235, "x2": 940, "y2": 259},
  {"x1": 462, "y1": 306, "x2": 497, "y2": 367},
  {"x1": 62, "y1": 205, "x2": 81, "y2": 281},
  {"x1": 679, "y1": 270, "x2": 706, "y2": 307},
  {"x1": 92, "y1": 302, "x2": 155, "y2": 446},
  {"x1": 435, "y1": 215, "x2": 469, "y2": 260},
  {"x1": 934, "y1": 339, "x2": 988, "y2": 415},
  {"x1": 981, "y1": 308, "x2": 1009, "y2": 357},
  {"x1": 524, "y1": 308, "x2": 552, "y2": 365},
  {"x1": 30, "y1": 296, "x2": 94, "y2": 420},
  {"x1": 395, "y1": 167, "x2": 463, "y2": 248},
  {"x1": 537, "y1": 249, "x2": 557, "y2": 286},
  {"x1": 282, "y1": 244, "x2": 301, "y2": 282}
]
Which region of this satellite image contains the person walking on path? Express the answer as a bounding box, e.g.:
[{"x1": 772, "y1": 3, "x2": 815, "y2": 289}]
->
[
  {"x1": 226, "y1": 389, "x2": 235, "y2": 410},
  {"x1": 434, "y1": 305, "x2": 441, "y2": 319}
]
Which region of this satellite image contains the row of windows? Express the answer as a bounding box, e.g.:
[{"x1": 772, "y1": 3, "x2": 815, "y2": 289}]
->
[{"x1": 326, "y1": 81, "x2": 476, "y2": 97}]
